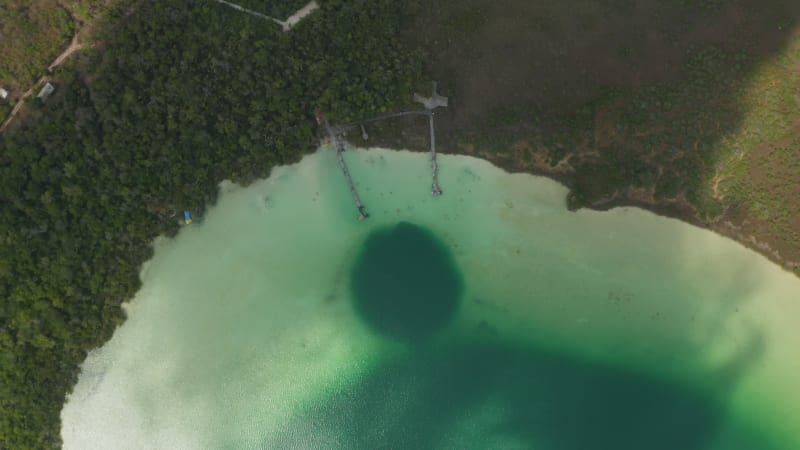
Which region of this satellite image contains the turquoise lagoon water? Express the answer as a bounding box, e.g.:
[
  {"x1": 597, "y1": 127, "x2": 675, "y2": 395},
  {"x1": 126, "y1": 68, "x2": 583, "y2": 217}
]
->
[{"x1": 61, "y1": 148, "x2": 800, "y2": 449}]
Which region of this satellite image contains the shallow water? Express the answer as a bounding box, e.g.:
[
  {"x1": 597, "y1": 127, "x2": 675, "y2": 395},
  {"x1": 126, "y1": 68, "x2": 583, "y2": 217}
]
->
[{"x1": 61, "y1": 148, "x2": 800, "y2": 449}]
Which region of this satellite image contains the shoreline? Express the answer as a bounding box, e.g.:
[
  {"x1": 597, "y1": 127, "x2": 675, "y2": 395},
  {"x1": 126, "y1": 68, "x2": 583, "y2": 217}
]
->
[
  {"x1": 468, "y1": 152, "x2": 800, "y2": 278},
  {"x1": 353, "y1": 119, "x2": 800, "y2": 278}
]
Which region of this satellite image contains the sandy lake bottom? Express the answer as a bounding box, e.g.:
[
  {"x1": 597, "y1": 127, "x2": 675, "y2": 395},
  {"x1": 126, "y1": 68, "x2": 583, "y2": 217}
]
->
[{"x1": 61, "y1": 148, "x2": 800, "y2": 449}]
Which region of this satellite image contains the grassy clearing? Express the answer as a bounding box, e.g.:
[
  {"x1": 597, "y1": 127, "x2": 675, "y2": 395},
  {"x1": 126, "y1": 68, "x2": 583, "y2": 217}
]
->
[{"x1": 0, "y1": 0, "x2": 75, "y2": 88}]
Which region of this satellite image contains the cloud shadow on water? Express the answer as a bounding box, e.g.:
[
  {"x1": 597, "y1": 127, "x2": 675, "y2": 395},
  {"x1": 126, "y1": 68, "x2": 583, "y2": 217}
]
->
[{"x1": 271, "y1": 337, "x2": 770, "y2": 450}]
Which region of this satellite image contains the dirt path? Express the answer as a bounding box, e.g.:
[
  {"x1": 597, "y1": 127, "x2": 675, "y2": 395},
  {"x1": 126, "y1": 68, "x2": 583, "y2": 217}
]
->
[
  {"x1": 0, "y1": 80, "x2": 41, "y2": 133},
  {"x1": 210, "y1": 0, "x2": 318, "y2": 31},
  {"x1": 210, "y1": 0, "x2": 286, "y2": 28},
  {"x1": 48, "y1": 33, "x2": 84, "y2": 72},
  {"x1": 284, "y1": 1, "x2": 319, "y2": 30}
]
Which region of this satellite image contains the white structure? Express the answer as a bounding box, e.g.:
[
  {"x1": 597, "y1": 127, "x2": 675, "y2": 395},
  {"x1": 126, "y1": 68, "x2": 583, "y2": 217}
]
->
[
  {"x1": 37, "y1": 82, "x2": 55, "y2": 101},
  {"x1": 210, "y1": 0, "x2": 318, "y2": 32},
  {"x1": 0, "y1": 87, "x2": 8, "y2": 100},
  {"x1": 283, "y1": 1, "x2": 319, "y2": 31},
  {"x1": 414, "y1": 81, "x2": 449, "y2": 110}
]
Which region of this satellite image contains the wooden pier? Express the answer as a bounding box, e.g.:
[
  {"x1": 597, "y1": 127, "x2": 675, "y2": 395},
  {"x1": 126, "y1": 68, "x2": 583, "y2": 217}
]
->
[
  {"x1": 313, "y1": 81, "x2": 447, "y2": 220},
  {"x1": 429, "y1": 111, "x2": 441, "y2": 196},
  {"x1": 317, "y1": 109, "x2": 368, "y2": 220},
  {"x1": 334, "y1": 141, "x2": 368, "y2": 220},
  {"x1": 416, "y1": 82, "x2": 447, "y2": 196}
]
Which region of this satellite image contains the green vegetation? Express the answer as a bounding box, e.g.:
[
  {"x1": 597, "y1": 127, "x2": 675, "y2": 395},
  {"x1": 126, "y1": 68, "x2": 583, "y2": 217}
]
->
[
  {"x1": 61, "y1": 0, "x2": 111, "y2": 21},
  {"x1": 466, "y1": 44, "x2": 750, "y2": 202},
  {"x1": 0, "y1": 0, "x2": 419, "y2": 447},
  {"x1": 467, "y1": 39, "x2": 800, "y2": 254},
  {"x1": 0, "y1": 0, "x2": 75, "y2": 87}
]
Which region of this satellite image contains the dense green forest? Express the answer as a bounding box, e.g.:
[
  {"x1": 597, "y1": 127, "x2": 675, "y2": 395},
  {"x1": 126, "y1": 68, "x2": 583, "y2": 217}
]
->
[{"x1": 0, "y1": 0, "x2": 419, "y2": 446}]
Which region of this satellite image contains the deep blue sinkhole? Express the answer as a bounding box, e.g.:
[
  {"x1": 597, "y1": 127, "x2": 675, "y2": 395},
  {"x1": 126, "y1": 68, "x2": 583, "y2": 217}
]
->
[{"x1": 350, "y1": 222, "x2": 464, "y2": 342}]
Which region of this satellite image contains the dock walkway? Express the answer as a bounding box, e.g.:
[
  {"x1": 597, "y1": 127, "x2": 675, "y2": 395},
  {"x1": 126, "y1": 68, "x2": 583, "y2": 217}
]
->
[
  {"x1": 334, "y1": 144, "x2": 368, "y2": 220},
  {"x1": 415, "y1": 82, "x2": 448, "y2": 196},
  {"x1": 319, "y1": 112, "x2": 368, "y2": 220},
  {"x1": 315, "y1": 81, "x2": 447, "y2": 220},
  {"x1": 428, "y1": 111, "x2": 441, "y2": 196}
]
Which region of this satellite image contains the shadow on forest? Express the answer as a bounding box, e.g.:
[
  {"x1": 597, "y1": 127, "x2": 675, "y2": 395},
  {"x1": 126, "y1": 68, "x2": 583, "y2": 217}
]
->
[
  {"x1": 405, "y1": 0, "x2": 800, "y2": 213},
  {"x1": 270, "y1": 339, "x2": 769, "y2": 449},
  {"x1": 411, "y1": 0, "x2": 800, "y2": 114}
]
